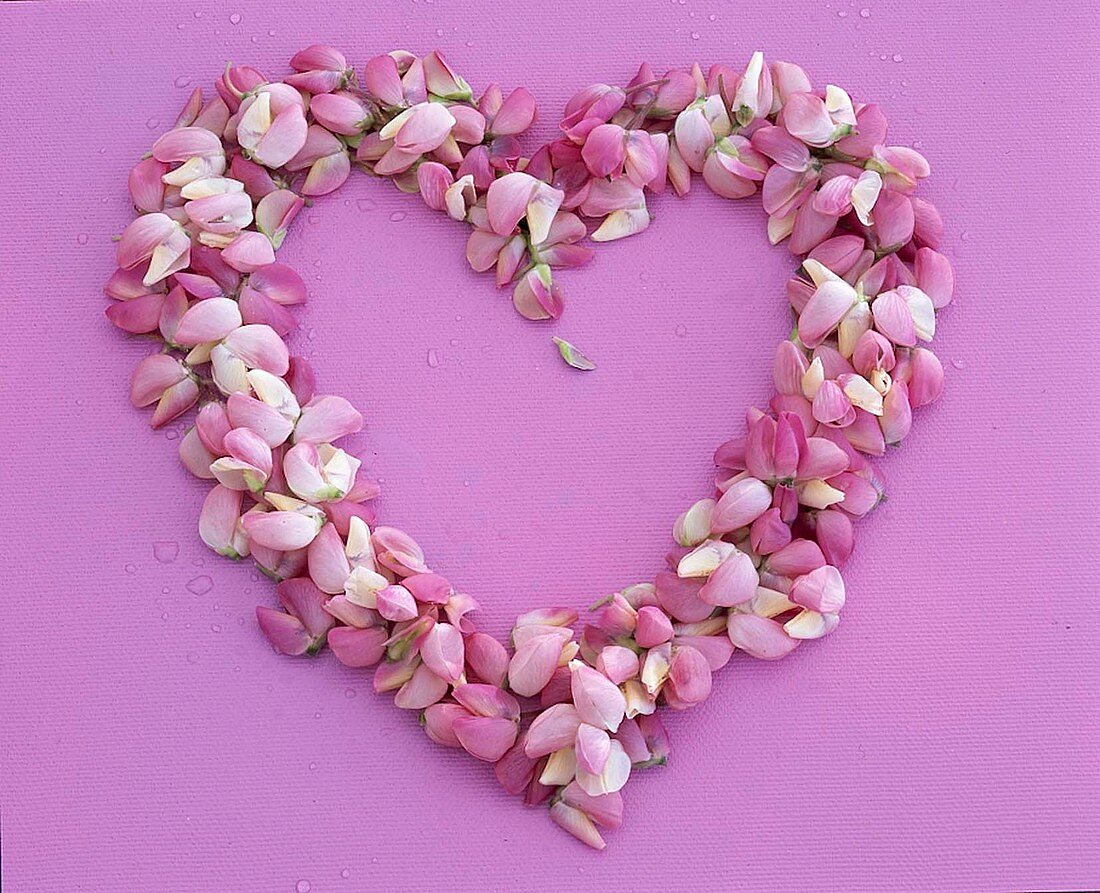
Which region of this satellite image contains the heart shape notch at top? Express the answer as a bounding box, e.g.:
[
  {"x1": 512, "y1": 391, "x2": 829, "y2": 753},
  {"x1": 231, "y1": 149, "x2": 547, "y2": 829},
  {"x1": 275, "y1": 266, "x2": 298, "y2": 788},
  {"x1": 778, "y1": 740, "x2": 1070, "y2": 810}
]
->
[{"x1": 108, "y1": 46, "x2": 953, "y2": 849}]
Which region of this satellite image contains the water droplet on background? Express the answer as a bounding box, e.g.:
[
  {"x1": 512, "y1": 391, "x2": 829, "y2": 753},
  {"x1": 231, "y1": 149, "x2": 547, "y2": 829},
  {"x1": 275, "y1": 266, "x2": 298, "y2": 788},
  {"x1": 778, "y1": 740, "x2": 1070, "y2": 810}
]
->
[
  {"x1": 860, "y1": 7, "x2": 871, "y2": 16},
  {"x1": 124, "y1": 563, "x2": 137, "y2": 575},
  {"x1": 356, "y1": 198, "x2": 377, "y2": 212},
  {"x1": 174, "y1": 75, "x2": 191, "y2": 88},
  {"x1": 341, "y1": 869, "x2": 351, "y2": 879},
  {"x1": 186, "y1": 575, "x2": 213, "y2": 595},
  {"x1": 344, "y1": 688, "x2": 357, "y2": 699},
  {"x1": 145, "y1": 117, "x2": 161, "y2": 131},
  {"x1": 76, "y1": 233, "x2": 89, "y2": 245},
  {"x1": 389, "y1": 210, "x2": 407, "y2": 222},
  {"x1": 427, "y1": 349, "x2": 440, "y2": 368},
  {"x1": 296, "y1": 881, "x2": 312, "y2": 893},
  {"x1": 153, "y1": 541, "x2": 179, "y2": 564},
  {"x1": 211, "y1": 624, "x2": 222, "y2": 633},
  {"x1": 229, "y1": 12, "x2": 242, "y2": 24},
  {"x1": 675, "y1": 324, "x2": 687, "y2": 337},
  {"x1": 186, "y1": 652, "x2": 200, "y2": 665}
]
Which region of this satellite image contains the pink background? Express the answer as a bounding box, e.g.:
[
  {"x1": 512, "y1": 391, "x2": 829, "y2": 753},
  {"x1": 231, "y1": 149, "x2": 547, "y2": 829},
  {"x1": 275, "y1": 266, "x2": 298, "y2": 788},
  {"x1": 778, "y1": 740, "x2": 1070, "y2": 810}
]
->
[{"x1": 2, "y1": 0, "x2": 1098, "y2": 890}]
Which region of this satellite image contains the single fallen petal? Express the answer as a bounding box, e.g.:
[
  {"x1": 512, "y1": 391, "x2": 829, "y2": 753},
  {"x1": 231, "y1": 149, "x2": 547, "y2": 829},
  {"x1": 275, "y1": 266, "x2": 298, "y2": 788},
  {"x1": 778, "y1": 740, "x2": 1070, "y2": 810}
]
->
[{"x1": 552, "y1": 336, "x2": 596, "y2": 371}]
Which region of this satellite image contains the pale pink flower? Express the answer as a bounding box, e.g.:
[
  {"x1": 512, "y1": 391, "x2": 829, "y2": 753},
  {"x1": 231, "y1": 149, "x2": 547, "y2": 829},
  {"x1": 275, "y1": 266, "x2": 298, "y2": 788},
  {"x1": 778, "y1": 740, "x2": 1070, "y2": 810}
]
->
[
  {"x1": 283, "y1": 442, "x2": 360, "y2": 502},
  {"x1": 198, "y1": 484, "x2": 246, "y2": 559},
  {"x1": 732, "y1": 51, "x2": 774, "y2": 124},
  {"x1": 290, "y1": 125, "x2": 352, "y2": 196},
  {"x1": 287, "y1": 44, "x2": 352, "y2": 94},
  {"x1": 812, "y1": 170, "x2": 882, "y2": 224},
  {"x1": 486, "y1": 171, "x2": 565, "y2": 245},
  {"x1": 117, "y1": 213, "x2": 191, "y2": 286},
  {"x1": 673, "y1": 95, "x2": 731, "y2": 171},
  {"x1": 789, "y1": 565, "x2": 846, "y2": 613},
  {"x1": 549, "y1": 800, "x2": 606, "y2": 850},
  {"x1": 634, "y1": 606, "x2": 674, "y2": 648},
  {"x1": 235, "y1": 86, "x2": 308, "y2": 169},
  {"x1": 697, "y1": 548, "x2": 759, "y2": 607},
  {"x1": 663, "y1": 645, "x2": 713, "y2": 708},
  {"x1": 508, "y1": 632, "x2": 566, "y2": 697},
  {"x1": 479, "y1": 84, "x2": 538, "y2": 137},
  {"x1": 219, "y1": 232, "x2": 274, "y2": 274},
  {"x1": 574, "y1": 738, "x2": 630, "y2": 797},
  {"x1": 254, "y1": 190, "x2": 304, "y2": 249},
  {"x1": 303, "y1": 523, "x2": 350, "y2": 594},
  {"x1": 422, "y1": 50, "x2": 472, "y2": 101},
  {"x1": 129, "y1": 354, "x2": 199, "y2": 427},
  {"x1": 782, "y1": 85, "x2": 856, "y2": 147},
  {"x1": 152, "y1": 126, "x2": 227, "y2": 186},
  {"x1": 711, "y1": 476, "x2": 773, "y2": 533},
  {"x1": 870, "y1": 145, "x2": 931, "y2": 192},
  {"x1": 172, "y1": 297, "x2": 243, "y2": 347},
  {"x1": 512, "y1": 264, "x2": 564, "y2": 321},
  {"x1": 292, "y1": 395, "x2": 363, "y2": 444},
  {"x1": 215, "y1": 64, "x2": 266, "y2": 112},
  {"x1": 596, "y1": 646, "x2": 640, "y2": 685},
  {"x1": 570, "y1": 660, "x2": 626, "y2": 732},
  {"x1": 328, "y1": 625, "x2": 388, "y2": 667},
  {"x1": 209, "y1": 426, "x2": 273, "y2": 493},
  {"x1": 784, "y1": 609, "x2": 841, "y2": 640},
  {"x1": 311, "y1": 91, "x2": 372, "y2": 135},
  {"x1": 727, "y1": 613, "x2": 800, "y2": 660},
  {"x1": 560, "y1": 83, "x2": 627, "y2": 142},
  {"x1": 703, "y1": 135, "x2": 769, "y2": 199},
  {"x1": 242, "y1": 501, "x2": 325, "y2": 551}
]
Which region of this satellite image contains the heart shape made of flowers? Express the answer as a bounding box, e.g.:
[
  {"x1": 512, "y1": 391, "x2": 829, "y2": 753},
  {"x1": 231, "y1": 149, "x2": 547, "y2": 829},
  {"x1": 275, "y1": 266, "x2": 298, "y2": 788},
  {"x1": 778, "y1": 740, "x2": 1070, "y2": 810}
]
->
[{"x1": 108, "y1": 46, "x2": 952, "y2": 849}]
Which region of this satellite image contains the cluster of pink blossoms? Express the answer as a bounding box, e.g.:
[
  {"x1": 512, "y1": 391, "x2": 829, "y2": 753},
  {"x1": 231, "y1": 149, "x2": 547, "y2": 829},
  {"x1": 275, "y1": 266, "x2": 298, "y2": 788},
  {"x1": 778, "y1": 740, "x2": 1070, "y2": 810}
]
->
[{"x1": 106, "y1": 46, "x2": 951, "y2": 849}]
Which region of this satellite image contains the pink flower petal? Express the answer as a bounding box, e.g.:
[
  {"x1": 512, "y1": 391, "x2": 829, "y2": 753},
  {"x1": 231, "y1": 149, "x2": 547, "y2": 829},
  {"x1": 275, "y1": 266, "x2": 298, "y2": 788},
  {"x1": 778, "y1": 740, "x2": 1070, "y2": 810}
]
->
[{"x1": 726, "y1": 613, "x2": 799, "y2": 660}]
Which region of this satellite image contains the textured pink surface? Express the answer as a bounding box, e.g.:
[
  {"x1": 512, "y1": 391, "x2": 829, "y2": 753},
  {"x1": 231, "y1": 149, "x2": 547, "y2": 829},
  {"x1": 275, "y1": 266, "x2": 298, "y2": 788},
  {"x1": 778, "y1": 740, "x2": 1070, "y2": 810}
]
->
[{"x1": 1, "y1": 0, "x2": 1098, "y2": 890}]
